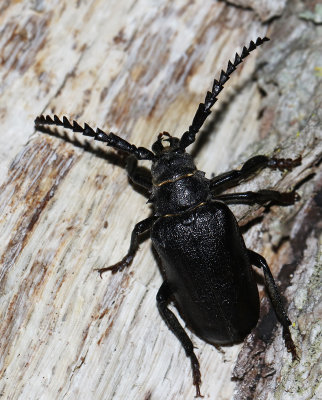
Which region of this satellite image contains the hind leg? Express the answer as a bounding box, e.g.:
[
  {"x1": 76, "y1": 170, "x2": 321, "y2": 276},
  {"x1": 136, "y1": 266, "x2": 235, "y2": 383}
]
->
[
  {"x1": 157, "y1": 281, "x2": 203, "y2": 397},
  {"x1": 248, "y1": 250, "x2": 298, "y2": 360}
]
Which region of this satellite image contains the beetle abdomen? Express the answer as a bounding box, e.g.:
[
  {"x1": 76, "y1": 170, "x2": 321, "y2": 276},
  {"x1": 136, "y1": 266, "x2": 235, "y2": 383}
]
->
[{"x1": 152, "y1": 201, "x2": 260, "y2": 344}]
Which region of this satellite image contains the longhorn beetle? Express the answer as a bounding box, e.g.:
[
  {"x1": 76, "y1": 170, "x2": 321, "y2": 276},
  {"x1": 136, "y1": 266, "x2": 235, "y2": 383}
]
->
[{"x1": 35, "y1": 37, "x2": 300, "y2": 397}]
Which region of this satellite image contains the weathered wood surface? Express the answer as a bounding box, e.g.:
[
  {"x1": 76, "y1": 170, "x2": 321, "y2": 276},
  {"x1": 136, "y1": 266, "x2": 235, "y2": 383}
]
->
[{"x1": 0, "y1": 1, "x2": 321, "y2": 399}]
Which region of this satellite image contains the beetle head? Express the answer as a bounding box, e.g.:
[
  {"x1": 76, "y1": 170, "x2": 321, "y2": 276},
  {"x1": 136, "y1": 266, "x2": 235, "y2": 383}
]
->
[
  {"x1": 151, "y1": 132, "x2": 196, "y2": 185},
  {"x1": 151, "y1": 132, "x2": 181, "y2": 155}
]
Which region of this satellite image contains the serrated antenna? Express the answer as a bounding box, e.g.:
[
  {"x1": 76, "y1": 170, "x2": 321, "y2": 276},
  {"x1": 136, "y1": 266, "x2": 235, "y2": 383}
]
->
[
  {"x1": 34, "y1": 115, "x2": 155, "y2": 160},
  {"x1": 179, "y1": 37, "x2": 270, "y2": 150}
]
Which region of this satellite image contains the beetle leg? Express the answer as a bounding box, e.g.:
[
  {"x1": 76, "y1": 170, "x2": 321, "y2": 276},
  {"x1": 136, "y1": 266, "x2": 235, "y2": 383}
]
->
[
  {"x1": 210, "y1": 155, "x2": 301, "y2": 194},
  {"x1": 248, "y1": 250, "x2": 298, "y2": 361},
  {"x1": 126, "y1": 155, "x2": 152, "y2": 191},
  {"x1": 96, "y1": 216, "x2": 156, "y2": 276},
  {"x1": 157, "y1": 282, "x2": 203, "y2": 398},
  {"x1": 213, "y1": 189, "x2": 300, "y2": 205}
]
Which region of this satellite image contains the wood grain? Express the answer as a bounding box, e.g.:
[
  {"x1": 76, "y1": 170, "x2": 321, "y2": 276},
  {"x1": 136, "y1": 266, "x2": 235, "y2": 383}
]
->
[{"x1": 0, "y1": 1, "x2": 321, "y2": 399}]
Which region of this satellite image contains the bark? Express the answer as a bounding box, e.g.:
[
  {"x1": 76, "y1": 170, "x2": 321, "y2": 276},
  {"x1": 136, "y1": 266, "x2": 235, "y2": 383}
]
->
[{"x1": 0, "y1": 1, "x2": 321, "y2": 399}]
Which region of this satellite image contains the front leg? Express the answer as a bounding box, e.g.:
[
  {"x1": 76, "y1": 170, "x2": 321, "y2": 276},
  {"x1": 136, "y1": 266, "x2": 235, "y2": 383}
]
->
[
  {"x1": 157, "y1": 281, "x2": 203, "y2": 398},
  {"x1": 97, "y1": 216, "x2": 156, "y2": 276},
  {"x1": 210, "y1": 155, "x2": 301, "y2": 194},
  {"x1": 248, "y1": 250, "x2": 298, "y2": 361},
  {"x1": 126, "y1": 155, "x2": 152, "y2": 191}
]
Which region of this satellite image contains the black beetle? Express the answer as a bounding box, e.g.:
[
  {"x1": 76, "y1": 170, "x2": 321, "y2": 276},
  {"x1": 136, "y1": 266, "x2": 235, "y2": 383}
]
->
[{"x1": 35, "y1": 36, "x2": 300, "y2": 397}]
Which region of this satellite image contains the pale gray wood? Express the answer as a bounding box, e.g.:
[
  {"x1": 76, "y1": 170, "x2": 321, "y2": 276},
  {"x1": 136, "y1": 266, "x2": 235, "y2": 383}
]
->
[
  {"x1": 0, "y1": 1, "x2": 321, "y2": 400},
  {"x1": 225, "y1": 0, "x2": 287, "y2": 21}
]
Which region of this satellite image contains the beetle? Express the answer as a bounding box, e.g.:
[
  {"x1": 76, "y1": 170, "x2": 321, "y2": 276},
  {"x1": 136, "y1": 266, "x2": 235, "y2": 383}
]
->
[{"x1": 35, "y1": 36, "x2": 300, "y2": 397}]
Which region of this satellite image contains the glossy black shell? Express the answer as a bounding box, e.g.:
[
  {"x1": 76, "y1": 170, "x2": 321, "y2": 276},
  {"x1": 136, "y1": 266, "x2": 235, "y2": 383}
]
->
[{"x1": 151, "y1": 201, "x2": 260, "y2": 344}]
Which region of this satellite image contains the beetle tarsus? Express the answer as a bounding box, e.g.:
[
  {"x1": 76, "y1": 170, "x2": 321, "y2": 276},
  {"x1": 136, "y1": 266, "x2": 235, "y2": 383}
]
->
[
  {"x1": 283, "y1": 326, "x2": 299, "y2": 361},
  {"x1": 191, "y1": 353, "x2": 203, "y2": 398},
  {"x1": 268, "y1": 155, "x2": 302, "y2": 171},
  {"x1": 95, "y1": 255, "x2": 134, "y2": 276}
]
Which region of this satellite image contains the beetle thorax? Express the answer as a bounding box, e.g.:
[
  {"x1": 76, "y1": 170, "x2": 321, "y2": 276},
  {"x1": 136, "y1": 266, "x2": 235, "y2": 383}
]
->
[
  {"x1": 151, "y1": 151, "x2": 196, "y2": 183},
  {"x1": 151, "y1": 152, "x2": 209, "y2": 215}
]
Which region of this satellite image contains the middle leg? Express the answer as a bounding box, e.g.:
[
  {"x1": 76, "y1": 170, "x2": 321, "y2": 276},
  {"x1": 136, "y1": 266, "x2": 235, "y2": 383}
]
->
[
  {"x1": 210, "y1": 155, "x2": 301, "y2": 194},
  {"x1": 213, "y1": 189, "x2": 300, "y2": 205}
]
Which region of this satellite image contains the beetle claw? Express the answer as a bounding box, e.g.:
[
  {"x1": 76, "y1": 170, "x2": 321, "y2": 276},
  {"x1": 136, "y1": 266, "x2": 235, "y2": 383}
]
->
[
  {"x1": 293, "y1": 191, "x2": 301, "y2": 202},
  {"x1": 283, "y1": 190, "x2": 301, "y2": 204},
  {"x1": 95, "y1": 255, "x2": 134, "y2": 276},
  {"x1": 283, "y1": 326, "x2": 299, "y2": 362},
  {"x1": 191, "y1": 353, "x2": 203, "y2": 398},
  {"x1": 194, "y1": 385, "x2": 204, "y2": 398}
]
